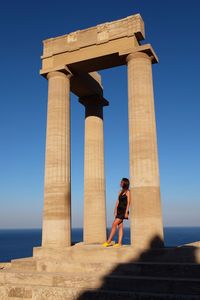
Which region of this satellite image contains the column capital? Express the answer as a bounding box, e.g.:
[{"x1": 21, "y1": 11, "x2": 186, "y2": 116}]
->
[
  {"x1": 46, "y1": 70, "x2": 72, "y2": 80},
  {"x1": 40, "y1": 65, "x2": 73, "y2": 79},
  {"x1": 126, "y1": 51, "x2": 151, "y2": 63},
  {"x1": 125, "y1": 44, "x2": 158, "y2": 64}
]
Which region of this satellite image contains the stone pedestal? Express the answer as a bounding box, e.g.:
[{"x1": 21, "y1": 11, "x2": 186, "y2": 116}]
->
[
  {"x1": 41, "y1": 70, "x2": 72, "y2": 247},
  {"x1": 126, "y1": 52, "x2": 164, "y2": 248},
  {"x1": 79, "y1": 96, "x2": 109, "y2": 244}
]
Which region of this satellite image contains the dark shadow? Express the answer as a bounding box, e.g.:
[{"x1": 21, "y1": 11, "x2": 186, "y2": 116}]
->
[
  {"x1": 79, "y1": 94, "x2": 109, "y2": 120},
  {"x1": 70, "y1": 72, "x2": 104, "y2": 99},
  {"x1": 76, "y1": 235, "x2": 200, "y2": 299}
]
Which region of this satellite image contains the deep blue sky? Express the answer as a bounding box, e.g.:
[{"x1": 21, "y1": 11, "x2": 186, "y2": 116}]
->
[{"x1": 0, "y1": 0, "x2": 199, "y2": 229}]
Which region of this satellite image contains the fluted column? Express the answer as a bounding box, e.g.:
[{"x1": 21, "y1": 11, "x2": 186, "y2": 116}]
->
[
  {"x1": 79, "y1": 95, "x2": 109, "y2": 244},
  {"x1": 126, "y1": 52, "x2": 164, "y2": 248},
  {"x1": 42, "y1": 70, "x2": 72, "y2": 247}
]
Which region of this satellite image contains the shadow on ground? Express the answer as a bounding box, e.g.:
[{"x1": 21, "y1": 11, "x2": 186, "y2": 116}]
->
[{"x1": 76, "y1": 235, "x2": 199, "y2": 299}]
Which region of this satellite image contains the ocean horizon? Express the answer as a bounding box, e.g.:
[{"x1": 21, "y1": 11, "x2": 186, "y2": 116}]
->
[{"x1": 0, "y1": 227, "x2": 200, "y2": 262}]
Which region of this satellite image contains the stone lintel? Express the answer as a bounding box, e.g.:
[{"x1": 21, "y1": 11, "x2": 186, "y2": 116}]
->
[
  {"x1": 40, "y1": 36, "x2": 138, "y2": 74},
  {"x1": 120, "y1": 43, "x2": 159, "y2": 64},
  {"x1": 41, "y1": 14, "x2": 145, "y2": 59}
]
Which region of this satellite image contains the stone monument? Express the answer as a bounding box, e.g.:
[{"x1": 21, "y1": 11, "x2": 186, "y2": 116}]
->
[
  {"x1": 5, "y1": 15, "x2": 199, "y2": 300},
  {"x1": 39, "y1": 13, "x2": 164, "y2": 250}
]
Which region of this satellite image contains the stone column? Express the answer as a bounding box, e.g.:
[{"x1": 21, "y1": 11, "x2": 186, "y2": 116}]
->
[
  {"x1": 126, "y1": 52, "x2": 164, "y2": 249},
  {"x1": 42, "y1": 70, "x2": 72, "y2": 247},
  {"x1": 79, "y1": 95, "x2": 109, "y2": 244}
]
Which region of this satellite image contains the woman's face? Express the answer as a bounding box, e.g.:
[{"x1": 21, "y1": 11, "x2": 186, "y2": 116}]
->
[{"x1": 120, "y1": 180, "x2": 124, "y2": 188}]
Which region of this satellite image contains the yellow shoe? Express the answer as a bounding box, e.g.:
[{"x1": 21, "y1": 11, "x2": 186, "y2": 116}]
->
[
  {"x1": 102, "y1": 241, "x2": 112, "y2": 247},
  {"x1": 113, "y1": 243, "x2": 122, "y2": 247}
]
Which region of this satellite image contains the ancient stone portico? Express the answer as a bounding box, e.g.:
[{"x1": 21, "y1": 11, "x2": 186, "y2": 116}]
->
[
  {"x1": 2, "y1": 14, "x2": 200, "y2": 300},
  {"x1": 39, "y1": 13, "x2": 164, "y2": 249}
]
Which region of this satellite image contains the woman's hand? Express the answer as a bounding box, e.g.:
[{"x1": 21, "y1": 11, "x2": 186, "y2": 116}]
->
[
  {"x1": 114, "y1": 210, "x2": 117, "y2": 217},
  {"x1": 125, "y1": 211, "x2": 129, "y2": 219}
]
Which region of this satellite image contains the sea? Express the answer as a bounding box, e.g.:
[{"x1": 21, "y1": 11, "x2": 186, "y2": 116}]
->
[{"x1": 0, "y1": 227, "x2": 200, "y2": 262}]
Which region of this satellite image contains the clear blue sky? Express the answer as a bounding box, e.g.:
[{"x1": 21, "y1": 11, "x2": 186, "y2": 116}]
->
[{"x1": 0, "y1": 0, "x2": 199, "y2": 229}]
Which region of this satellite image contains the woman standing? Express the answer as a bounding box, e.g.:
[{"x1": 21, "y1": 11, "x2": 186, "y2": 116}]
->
[{"x1": 102, "y1": 177, "x2": 131, "y2": 247}]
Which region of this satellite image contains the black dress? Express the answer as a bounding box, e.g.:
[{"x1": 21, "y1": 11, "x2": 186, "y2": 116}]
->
[{"x1": 116, "y1": 192, "x2": 129, "y2": 220}]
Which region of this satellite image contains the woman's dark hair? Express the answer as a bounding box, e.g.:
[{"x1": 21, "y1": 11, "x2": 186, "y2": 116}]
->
[{"x1": 119, "y1": 177, "x2": 130, "y2": 196}]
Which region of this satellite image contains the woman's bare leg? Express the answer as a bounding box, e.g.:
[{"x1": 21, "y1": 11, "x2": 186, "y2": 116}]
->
[
  {"x1": 107, "y1": 218, "x2": 123, "y2": 243},
  {"x1": 118, "y1": 221, "x2": 124, "y2": 245}
]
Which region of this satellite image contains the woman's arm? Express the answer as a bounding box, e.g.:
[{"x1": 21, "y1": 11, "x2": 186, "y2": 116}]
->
[{"x1": 125, "y1": 190, "x2": 131, "y2": 217}]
